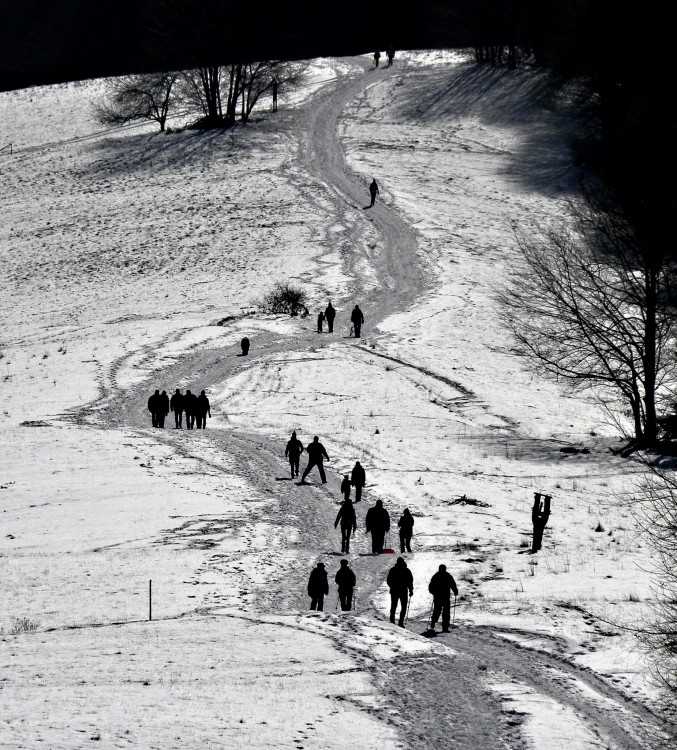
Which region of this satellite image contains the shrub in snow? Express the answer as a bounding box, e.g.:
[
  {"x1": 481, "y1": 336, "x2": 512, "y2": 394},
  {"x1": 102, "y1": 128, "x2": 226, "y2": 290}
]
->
[{"x1": 260, "y1": 282, "x2": 308, "y2": 316}]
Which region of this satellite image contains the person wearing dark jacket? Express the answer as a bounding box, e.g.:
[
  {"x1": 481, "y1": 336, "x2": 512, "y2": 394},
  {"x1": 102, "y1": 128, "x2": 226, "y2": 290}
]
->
[
  {"x1": 170, "y1": 388, "x2": 184, "y2": 429},
  {"x1": 195, "y1": 390, "x2": 211, "y2": 429},
  {"x1": 335, "y1": 559, "x2": 356, "y2": 611},
  {"x1": 158, "y1": 390, "x2": 170, "y2": 428},
  {"x1": 368, "y1": 179, "x2": 379, "y2": 207},
  {"x1": 324, "y1": 302, "x2": 336, "y2": 333},
  {"x1": 317, "y1": 311, "x2": 324, "y2": 333},
  {"x1": 241, "y1": 337, "x2": 250, "y2": 356},
  {"x1": 308, "y1": 562, "x2": 329, "y2": 611},
  {"x1": 147, "y1": 389, "x2": 161, "y2": 428},
  {"x1": 334, "y1": 498, "x2": 357, "y2": 553},
  {"x1": 398, "y1": 508, "x2": 415, "y2": 553},
  {"x1": 350, "y1": 461, "x2": 366, "y2": 503},
  {"x1": 300, "y1": 436, "x2": 329, "y2": 484},
  {"x1": 365, "y1": 499, "x2": 390, "y2": 554},
  {"x1": 428, "y1": 564, "x2": 458, "y2": 632},
  {"x1": 340, "y1": 474, "x2": 351, "y2": 501},
  {"x1": 387, "y1": 557, "x2": 414, "y2": 627},
  {"x1": 351, "y1": 305, "x2": 364, "y2": 337},
  {"x1": 285, "y1": 431, "x2": 304, "y2": 478},
  {"x1": 183, "y1": 389, "x2": 197, "y2": 429}
]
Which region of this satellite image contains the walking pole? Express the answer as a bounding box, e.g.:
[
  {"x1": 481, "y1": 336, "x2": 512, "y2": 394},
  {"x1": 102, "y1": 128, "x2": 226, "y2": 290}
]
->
[
  {"x1": 404, "y1": 593, "x2": 412, "y2": 626},
  {"x1": 452, "y1": 595, "x2": 457, "y2": 627},
  {"x1": 335, "y1": 592, "x2": 340, "y2": 611},
  {"x1": 428, "y1": 600, "x2": 434, "y2": 630}
]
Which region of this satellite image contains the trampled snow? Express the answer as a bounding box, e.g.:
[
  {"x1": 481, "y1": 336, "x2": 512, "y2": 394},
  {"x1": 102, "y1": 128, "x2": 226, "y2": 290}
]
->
[{"x1": 0, "y1": 51, "x2": 671, "y2": 748}]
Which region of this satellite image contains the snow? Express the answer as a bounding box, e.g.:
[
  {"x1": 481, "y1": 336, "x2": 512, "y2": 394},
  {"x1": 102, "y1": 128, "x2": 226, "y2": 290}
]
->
[{"x1": 0, "y1": 51, "x2": 671, "y2": 748}]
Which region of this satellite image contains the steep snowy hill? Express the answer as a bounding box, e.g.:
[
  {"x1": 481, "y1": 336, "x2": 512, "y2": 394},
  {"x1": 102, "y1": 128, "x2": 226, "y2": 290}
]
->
[{"x1": 0, "y1": 52, "x2": 671, "y2": 749}]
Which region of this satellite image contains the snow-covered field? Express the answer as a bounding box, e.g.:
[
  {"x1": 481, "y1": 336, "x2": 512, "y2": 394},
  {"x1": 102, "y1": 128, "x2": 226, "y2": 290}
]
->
[{"x1": 0, "y1": 51, "x2": 671, "y2": 748}]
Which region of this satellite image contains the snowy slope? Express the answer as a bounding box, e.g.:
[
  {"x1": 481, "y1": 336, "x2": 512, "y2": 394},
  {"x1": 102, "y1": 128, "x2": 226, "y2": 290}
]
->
[{"x1": 0, "y1": 52, "x2": 671, "y2": 748}]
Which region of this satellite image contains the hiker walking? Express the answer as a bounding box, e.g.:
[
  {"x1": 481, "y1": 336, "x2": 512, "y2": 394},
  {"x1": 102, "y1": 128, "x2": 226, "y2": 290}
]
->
[
  {"x1": 240, "y1": 337, "x2": 250, "y2": 356},
  {"x1": 317, "y1": 311, "x2": 325, "y2": 333},
  {"x1": 340, "y1": 474, "x2": 352, "y2": 501},
  {"x1": 387, "y1": 557, "x2": 413, "y2": 627},
  {"x1": 271, "y1": 75, "x2": 278, "y2": 112},
  {"x1": 170, "y1": 388, "x2": 184, "y2": 429},
  {"x1": 398, "y1": 508, "x2": 414, "y2": 553},
  {"x1": 335, "y1": 559, "x2": 356, "y2": 611},
  {"x1": 368, "y1": 179, "x2": 379, "y2": 207},
  {"x1": 196, "y1": 390, "x2": 211, "y2": 429},
  {"x1": 158, "y1": 390, "x2": 170, "y2": 428},
  {"x1": 428, "y1": 564, "x2": 458, "y2": 632},
  {"x1": 285, "y1": 431, "x2": 304, "y2": 479},
  {"x1": 386, "y1": 43, "x2": 395, "y2": 66},
  {"x1": 351, "y1": 304, "x2": 364, "y2": 337},
  {"x1": 374, "y1": 50, "x2": 381, "y2": 67},
  {"x1": 334, "y1": 497, "x2": 357, "y2": 553},
  {"x1": 350, "y1": 461, "x2": 366, "y2": 503},
  {"x1": 184, "y1": 389, "x2": 197, "y2": 429},
  {"x1": 147, "y1": 389, "x2": 161, "y2": 428},
  {"x1": 324, "y1": 301, "x2": 336, "y2": 333},
  {"x1": 300, "y1": 436, "x2": 330, "y2": 484},
  {"x1": 308, "y1": 562, "x2": 329, "y2": 611},
  {"x1": 365, "y1": 499, "x2": 390, "y2": 554}
]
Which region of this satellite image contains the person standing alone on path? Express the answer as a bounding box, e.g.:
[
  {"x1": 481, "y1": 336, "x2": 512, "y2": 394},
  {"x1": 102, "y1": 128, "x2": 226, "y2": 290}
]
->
[
  {"x1": 350, "y1": 461, "x2": 366, "y2": 503},
  {"x1": 335, "y1": 559, "x2": 356, "y2": 611},
  {"x1": 351, "y1": 304, "x2": 364, "y2": 338},
  {"x1": 334, "y1": 497, "x2": 357, "y2": 553},
  {"x1": 285, "y1": 431, "x2": 304, "y2": 479},
  {"x1": 300, "y1": 436, "x2": 330, "y2": 484},
  {"x1": 324, "y1": 301, "x2": 336, "y2": 333},
  {"x1": 428, "y1": 564, "x2": 458, "y2": 632},
  {"x1": 387, "y1": 557, "x2": 413, "y2": 627},
  {"x1": 308, "y1": 562, "x2": 329, "y2": 611},
  {"x1": 365, "y1": 498, "x2": 390, "y2": 554},
  {"x1": 368, "y1": 179, "x2": 379, "y2": 207},
  {"x1": 398, "y1": 507, "x2": 414, "y2": 553},
  {"x1": 170, "y1": 388, "x2": 184, "y2": 429}
]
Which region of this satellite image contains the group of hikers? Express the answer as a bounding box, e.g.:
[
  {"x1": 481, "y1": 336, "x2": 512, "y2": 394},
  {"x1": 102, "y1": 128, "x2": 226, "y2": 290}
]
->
[
  {"x1": 147, "y1": 388, "x2": 211, "y2": 429},
  {"x1": 316, "y1": 301, "x2": 365, "y2": 338},
  {"x1": 308, "y1": 557, "x2": 458, "y2": 631}
]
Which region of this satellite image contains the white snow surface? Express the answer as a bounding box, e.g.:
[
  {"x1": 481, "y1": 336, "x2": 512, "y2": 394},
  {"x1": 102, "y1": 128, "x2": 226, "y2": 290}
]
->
[{"x1": 0, "y1": 52, "x2": 672, "y2": 749}]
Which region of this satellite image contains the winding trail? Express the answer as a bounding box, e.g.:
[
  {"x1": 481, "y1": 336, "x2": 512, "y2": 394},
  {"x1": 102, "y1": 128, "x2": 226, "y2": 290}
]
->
[{"x1": 82, "y1": 62, "x2": 672, "y2": 749}]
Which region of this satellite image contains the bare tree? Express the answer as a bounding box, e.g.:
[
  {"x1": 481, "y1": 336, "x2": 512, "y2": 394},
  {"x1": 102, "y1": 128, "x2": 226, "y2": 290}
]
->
[
  {"x1": 501, "y1": 191, "x2": 677, "y2": 451},
  {"x1": 94, "y1": 72, "x2": 178, "y2": 132},
  {"x1": 179, "y1": 66, "x2": 224, "y2": 124}
]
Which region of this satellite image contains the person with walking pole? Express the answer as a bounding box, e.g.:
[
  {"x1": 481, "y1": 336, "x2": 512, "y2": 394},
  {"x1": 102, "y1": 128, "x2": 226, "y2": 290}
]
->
[
  {"x1": 428, "y1": 564, "x2": 458, "y2": 633},
  {"x1": 386, "y1": 556, "x2": 413, "y2": 628}
]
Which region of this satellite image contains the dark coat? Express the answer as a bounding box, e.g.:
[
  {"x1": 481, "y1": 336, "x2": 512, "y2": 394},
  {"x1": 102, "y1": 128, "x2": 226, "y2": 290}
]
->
[
  {"x1": 335, "y1": 566, "x2": 356, "y2": 590},
  {"x1": 387, "y1": 561, "x2": 413, "y2": 595},
  {"x1": 306, "y1": 440, "x2": 329, "y2": 462},
  {"x1": 196, "y1": 393, "x2": 211, "y2": 416},
  {"x1": 183, "y1": 392, "x2": 198, "y2": 416},
  {"x1": 335, "y1": 500, "x2": 357, "y2": 531},
  {"x1": 307, "y1": 566, "x2": 329, "y2": 596},
  {"x1": 147, "y1": 392, "x2": 161, "y2": 413},
  {"x1": 398, "y1": 511, "x2": 414, "y2": 534},
  {"x1": 351, "y1": 463, "x2": 366, "y2": 487},
  {"x1": 160, "y1": 391, "x2": 170, "y2": 415},
  {"x1": 285, "y1": 437, "x2": 304, "y2": 459},
  {"x1": 351, "y1": 307, "x2": 364, "y2": 325},
  {"x1": 429, "y1": 570, "x2": 458, "y2": 598},
  {"x1": 324, "y1": 304, "x2": 336, "y2": 321},
  {"x1": 170, "y1": 392, "x2": 183, "y2": 413},
  {"x1": 365, "y1": 504, "x2": 390, "y2": 533}
]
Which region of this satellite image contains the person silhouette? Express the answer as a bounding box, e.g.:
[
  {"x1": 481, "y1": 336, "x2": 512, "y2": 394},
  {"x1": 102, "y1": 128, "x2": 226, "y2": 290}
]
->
[
  {"x1": 334, "y1": 497, "x2": 357, "y2": 553},
  {"x1": 351, "y1": 305, "x2": 364, "y2": 338},
  {"x1": 317, "y1": 311, "x2": 324, "y2": 333},
  {"x1": 350, "y1": 461, "x2": 366, "y2": 503},
  {"x1": 335, "y1": 559, "x2": 356, "y2": 611},
  {"x1": 324, "y1": 301, "x2": 336, "y2": 333},
  {"x1": 374, "y1": 50, "x2": 381, "y2": 67},
  {"x1": 196, "y1": 389, "x2": 211, "y2": 429},
  {"x1": 272, "y1": 75, "x2": 278, "y2": 112},
  {"x1": 369, "y1": 179, "x2": 379, "y2": 207},
  {"x1": 170, "y1": 388, "x2": 183, "y2": 429},
  {"x1": 300, "y1": 436, "x2": 329, "y2": 484},
  {"x1": 387, "y1": 557, "x2": 413, "y2": 627},
  {"x1": 285, "y1": 431, "x2": 304, "y2": 479},
  {"x1": 147, "y1": 389, "x2": 161, "y2": 428},
  {"x1": 365, "y1": 499, "x2": 390, "y2": 554},
  {"x1": 428, "y1": 564, "x2": 458, "y2": 632},
  {"x1": 398, "y1": 507, "x2": 415, "y2": 553},
  {"x1": 241, "y1": 337, "x2": 250, "y2": 356},
  {"x1": 308, "y1": 562, "x2": 329, "y2": 610}
]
